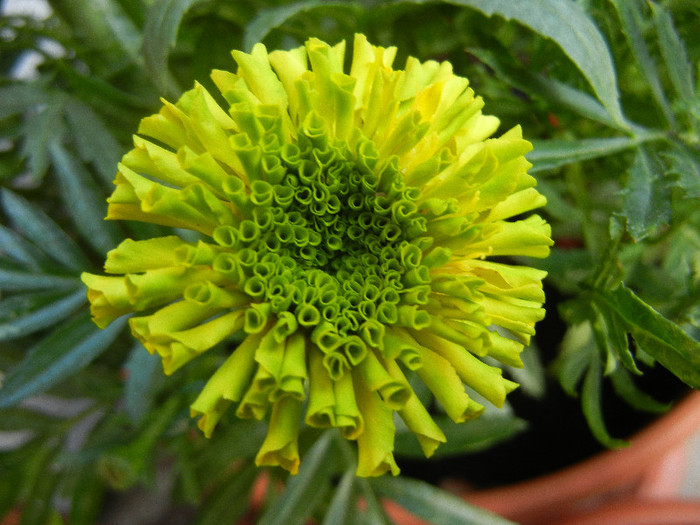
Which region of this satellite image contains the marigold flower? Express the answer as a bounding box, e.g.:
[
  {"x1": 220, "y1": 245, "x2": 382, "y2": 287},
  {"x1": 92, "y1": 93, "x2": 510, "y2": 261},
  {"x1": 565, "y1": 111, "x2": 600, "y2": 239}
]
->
[{"x1": 82, "y1": 34, "x2": 552, "y2": 477}]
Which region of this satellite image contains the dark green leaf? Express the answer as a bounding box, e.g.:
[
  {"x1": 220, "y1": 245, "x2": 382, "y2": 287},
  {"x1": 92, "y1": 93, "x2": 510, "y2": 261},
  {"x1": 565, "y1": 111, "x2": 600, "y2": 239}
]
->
[
  {"x1": 123, "y1": 342, "x2": 161, "y2": 425},
  {"x1": 373, "y1": 476, "x2": 516, "y2": 525},
  {"x1": 322, "y1": 469, "x2": 356, "y2": 525},
  {"x1": 193, "y1": 463, "x2": 257, "y2": 525},
  {"x1": 0, "y1": 315, "x2": 126, "y2": 410},
  {"x1": 0, "y1": 265, "x2": 78, "y2": 292},
  {"x1": 0, "y1": 83, "x2": 47, "y2": 120},
  {"x1": 49, "y1": 141, "x2": 120, "y2": 256},
  {"x1": 21, "y1": 100, "x2": 66, "y2": 180},
  {"x1": 448, "y1": 0, "x2": 627, "y2": 127},
  {"x1": 98, "y1": 0, "x2": 143, "y2": 61},
  {"x1": 553, "y1": 322, "x2": 594, "y2": 397},
  {"x1": 609, "y1": 367, "x2": 670, "y2": 413},
  {"x1": 0, "y1": 224, "x2": 46, "y2": 270},
  {"x1": 69, "y1": 466, "x2": 105, "y2": 525},
  {"x1": 528, "y1": 136, "x2": 643, "y2": 173},
  {"x1": 142, "y1": 0, "x2": 207, "y2": 96},
  {"x1": 244, "y1": 1, "x2": 354, "y2": 51},
  {"x1": 395, "y1": 413, "x2": 526, "y2": 458},
  {"x1": 467, "y1": 47, "x2": 621, "y2": 130},
  {"x1": 611, "y1": 0, "x2": 674, "y2": 125},
  {"x1": 581, "y1": 348, "x2": 628, "y2": 448},
  {"x1": 257, "y1": 431, "x2": 335, "y2": 525},
  {"x1": 621, "y1": 147, "x2": 671, "y2": 241},
  {"x1": 64, "y1": 98, "x2": 124, "y2": 186},
  {"x1": 662, "y1": 145, "x2": 700, "y2": 198},
  {"x1": 0, "y1": 288, "x2": 86, "y2": 342},
  {"x1": 650, "y1": 1, "x2": 695, "y2": 103},
  {"x1": 596, "y1": 284, "x2": 700, "y2": 388},
  {"x1": 0, "y1": 189, "x2": 89, "y2": 272}
]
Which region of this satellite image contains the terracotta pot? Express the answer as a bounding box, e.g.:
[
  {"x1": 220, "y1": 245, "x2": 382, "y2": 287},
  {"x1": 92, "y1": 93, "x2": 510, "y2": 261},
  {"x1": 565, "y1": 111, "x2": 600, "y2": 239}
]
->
[{"x1": 451, "y1": 391, "x2": 700, "y2": 525}]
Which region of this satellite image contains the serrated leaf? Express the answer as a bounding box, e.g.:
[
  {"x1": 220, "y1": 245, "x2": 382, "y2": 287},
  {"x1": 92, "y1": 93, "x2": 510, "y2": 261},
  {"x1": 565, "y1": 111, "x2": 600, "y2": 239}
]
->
[
  {"x1": 447, "y1": 0, "x2": 627, "y2": 128},
  {"x1": 64, "y1": 98, "x2": 124, "y2": 186},
  {"x1": 243, "y1": 1, "x2": 354, "y2": 51},
  {"x1": 662, "y1": 145, "x2": 700, "y2": 198},
  {"x1": 257, "y1": 431, "x2": 335, "y2": 525},
  {"x1": 0, "y1": 314, "x2": 126, "y2": 410},
  {"x1": 611, "y1": 0, "x2": 674, "y2": 125},
  {"x1": 621, "y1": 147, "x2": 671, "y2": 241},
  {"x1": 0, "y1": 189, "x2": 89, "y2": 272},
  {"x1": 142, "y1": 0, "x2": 207, "y2": 96},
  {"x1": 0, "y1": 288, "x2": 86, "y2": 342},
  {"x1": 193, "y1": 463, "x2": 257, "y2": 525},
  {"x1": 581, "y1": 349, "x2": 628, "y2": 448},
  {"x1": 123, "y1": 342, "x2": 161, "y2": 425},
  {"x1": 595, "y1": 284, "x2": 700, "y2": 388},
  {"x1": 467, "y1": 46, "x2": 621, "y2": 130},
  {"x1": 650, "y1": 1, "x2": 695, "y2": 103},
  {"x1": 373, "y1": 476, "x2": 516, "y2": 525},
  {"x1": 49, "y1": 141, "x2": 120, "y2": 256},
  {"x1": 528, "y1": 136, "x2": 642, "y2": 173}
]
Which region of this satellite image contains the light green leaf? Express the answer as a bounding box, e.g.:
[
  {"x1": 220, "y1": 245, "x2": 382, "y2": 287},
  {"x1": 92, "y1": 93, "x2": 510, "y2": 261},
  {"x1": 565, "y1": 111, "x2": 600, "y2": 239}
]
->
[
  {"x1": 650, "y1": 1, "x2": 695, "y2": 103},
  {"x1": 243, "y1": 1, "x2": 355, "y2": 51},
  {"x1": 621, "y1": 147, "x2": 671, "y2": 241},
  {"x1": 611, "y1": 0, "x2": 674, "y2": 125},
  {"x1": 581, "y1": 348, "x2": 628, "y2": 448},
  {"x1": 142, "y1": 0, "x2": 207, "y2": 96},
  {"x1": 123, "y1": 342, "x2": 161, "y2": 425},
  {"x1": 467, "y1": 47, "x2": 622, "y2": 130},
  {"x1": 0, "y1": 83, "x2": 47, "y2": 120},
  {"x1": 373, "y1": 476, "x2": 516, "y2": 525},
  {"x1": 596, "y1": 284, "x2": 700, "y2": 388},
  {"x1": 448, "y1": 0, "x2": 627, "y2": 127},
  {"x1": 0, "y1": 265, "x2": 78, "y2": 292},
  {"x1": 257, "y1": 431, "x2": 335, "y2": 525},
  {"x1": 49, "y1": 141, "x2": 121, "y2": 256},
  {"x1": 609, "y1": 367, "x2": 670, "y2": 413},
  {"x1": 21, "y1": 101, "x2": 66, "y2": 180},
  {"x1": 0, "y1": 224, "x2": 46, "y2": 270},
  {"x1": 528, "y1": 136, "x2": 642, "y2": 173},
  {"x1": 0, "y1": 315, "x2": 127, "y2": 410},
  {"x1": 95, "y1": 0, "x2": 143, "y2": 61},
  {"x1": 0, "y1": 288, "x2": 86, "y2": 343},
  {"x1": 0, "y1": 189, "x2": 89, "y2": 272}
]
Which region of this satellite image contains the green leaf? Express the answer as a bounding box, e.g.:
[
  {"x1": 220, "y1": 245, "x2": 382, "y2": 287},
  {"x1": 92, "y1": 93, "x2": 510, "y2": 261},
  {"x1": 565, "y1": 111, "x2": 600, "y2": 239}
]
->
[
  {"x1": 447, "y1": 0, "x2": 627, "y2": 128},
  {"x1": 257, "y1": 431, "x2": 335, "y2": 525},
  {"x1": 98, "y1": 0, "x2": 143, "y2": 62},
  {"x1": 373, "y1": 476, "x2": 516, "y2": 525},
  {"x1": 0, "y1": 83, "x2": 47, "y2": 120},
  {"x1": 193, "y1": 463, "x2": 257, "y2": 525},
  {"x1": 650, "y1": 1, "x2": 695, "y2": 103},
  {"x1": 243, "y1": 1, "x2": 354, "y2": 51},
  {"x1": 21, "y1": 100, "x2": 66, "y2": 180},
  {"x1": 0, "y1": 265, "x2": 78, "y2": 292},
  {"x1": 142, "y1": 0, "x2": 207, "y2": 96},
  {"x1": 596, "y1": 284, "x2": 700, "y2": 389},
  {"x1": 621, "y1": 147, "x2": 671, "y2": 242},
  {"x1": 69, "y1": 466, "x2": 105, "y2": 525},
  {"x1": 553, "y1": 322, "x2": 594, "y2": 397},
  {"x1": 0, "y1": 288, "x2": 86, "y2": 343},
  {"x1": 467, "y1": 47, "x2": 622, "y2": 130},
  {"x1": 609, "y1": 367, "x2": 670, "y2": 413},
  {"x1": 581, "y1": 348, "x2": 628, "y2": 448},
  {"x1": 0, "y1": 224, "x2": 46, "y2": 270},
  {"x1": 611, "y1": 0, "x2": 674, "y2": 125},
  {"x1": 662, "y1": 145, "x2": 700, "y2": 198},
  {"x1": 0, "y1": 189, "x2": 89, "y2": 272},
  {"x1": 528, "y1": 136, "x2": 642, "y2": 173},
  {"x1": 321, "y1": 469, "x2": 356, "y2": 525},
  {"x1": 123, "y1": 342, "x2": 161, "y2": 425},
  {"x1": 0, "y1": 314, "x2": 126, "y2": 410},
  {"x1": 49, "y1": 141, "x2": 120, "y2": 256},
  {"x1": 395, "y1": 413, "x2": 526, "y2": 458},
  {"x1": 64, "y1": 98, "x2": 124, "y2": 186}
]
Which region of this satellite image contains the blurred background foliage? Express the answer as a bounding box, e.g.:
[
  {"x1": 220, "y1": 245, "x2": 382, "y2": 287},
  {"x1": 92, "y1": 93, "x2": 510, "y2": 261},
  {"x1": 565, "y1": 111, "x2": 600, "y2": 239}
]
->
[{"x1": 0, "y1": 0, "x2": 699, "y2": 524}]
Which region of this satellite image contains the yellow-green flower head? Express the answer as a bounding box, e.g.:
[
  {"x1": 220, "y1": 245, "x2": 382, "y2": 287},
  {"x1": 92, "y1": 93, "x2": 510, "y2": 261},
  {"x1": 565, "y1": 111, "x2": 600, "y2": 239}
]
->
[{"x1": 81, "y1": 34, "x2": 552, "y2": 477}]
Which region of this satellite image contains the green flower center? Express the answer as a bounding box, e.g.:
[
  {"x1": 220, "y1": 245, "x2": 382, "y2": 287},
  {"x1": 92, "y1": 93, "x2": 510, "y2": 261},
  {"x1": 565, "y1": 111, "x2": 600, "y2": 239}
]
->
[{"x1": 211, "y1": 117, "x2": 436, "y2": 357}]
